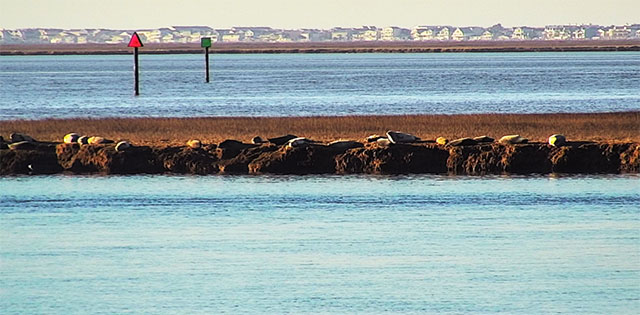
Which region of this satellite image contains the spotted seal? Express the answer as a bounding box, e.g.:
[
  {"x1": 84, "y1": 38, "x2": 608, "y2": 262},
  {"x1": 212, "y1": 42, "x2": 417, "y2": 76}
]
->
[
  {"x1": 186, "y1": 139, "x2": 202, "y2": 149},
  {"x1": 499, "y1": 135, "x2": 528, "y2": 144},
  {"x1": 115, "y1": 141, "x2": 131, "y2": 152},
  {"x1": 63, "y1": 133, "x2": 80, "y2": 144},
  {"x1": 386, "y1": 131, "x2": 420, "y2": 144},
  {"x1": 548, "y1": 134, "x2": 566, "y2": 147}
]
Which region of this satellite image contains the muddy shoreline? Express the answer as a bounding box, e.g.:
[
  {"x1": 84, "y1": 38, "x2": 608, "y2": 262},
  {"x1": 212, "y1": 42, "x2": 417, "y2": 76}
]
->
[{"x1": 2, "y1": 139, "x2": 638, "y2": 176}]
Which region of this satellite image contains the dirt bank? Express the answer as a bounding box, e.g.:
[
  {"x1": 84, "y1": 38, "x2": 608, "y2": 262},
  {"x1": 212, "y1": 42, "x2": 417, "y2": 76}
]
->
[{"x1": 2, "y1": 139, "x2": 638, "y2": 176}]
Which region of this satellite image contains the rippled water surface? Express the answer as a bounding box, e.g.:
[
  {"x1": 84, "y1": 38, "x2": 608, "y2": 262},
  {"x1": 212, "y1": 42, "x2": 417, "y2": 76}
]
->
[
  {"x1": 1, "y1": 52, "x2": 639, "y2": 119},
  {"x1": 1, "y1": 175, "x2": 639, "y2": 313}
]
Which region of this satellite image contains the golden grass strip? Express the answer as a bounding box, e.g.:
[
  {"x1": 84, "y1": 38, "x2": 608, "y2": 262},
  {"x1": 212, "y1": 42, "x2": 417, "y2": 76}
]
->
[{"x1": 1, "y1": 112, "x2": 638, "y2": 146}]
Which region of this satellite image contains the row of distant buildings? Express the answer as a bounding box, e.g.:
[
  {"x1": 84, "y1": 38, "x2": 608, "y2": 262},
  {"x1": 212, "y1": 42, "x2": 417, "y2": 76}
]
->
[{"x1": 2, "y1": 24, "x2": 639, "y2": 44}]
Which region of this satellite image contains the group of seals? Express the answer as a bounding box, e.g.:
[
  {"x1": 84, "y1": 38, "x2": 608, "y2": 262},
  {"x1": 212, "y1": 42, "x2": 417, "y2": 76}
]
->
[
  {"x1": 1, "y1": 131, "x2": 570, "y2": 155},
  {"x1": 62, "y1": 132, "x2": 130, "y2": 151},
  {"x1": 63, "y1": 132, "x2": 115, "y2": 145}
]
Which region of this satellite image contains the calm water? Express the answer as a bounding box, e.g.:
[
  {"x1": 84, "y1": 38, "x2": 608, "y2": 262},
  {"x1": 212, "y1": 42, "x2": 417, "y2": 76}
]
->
[
  {"x1": 1, "y1": 175, "x2": 639, "y2": 313},
  {"x1": 1, "y1": 52, "x2": 639, "y2": 119}
]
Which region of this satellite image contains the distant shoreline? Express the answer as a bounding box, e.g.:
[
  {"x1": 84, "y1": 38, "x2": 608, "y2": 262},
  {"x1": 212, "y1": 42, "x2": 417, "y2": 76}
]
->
[{"x1": 2, "y1": 40, "x2": 639, "y2": 55}]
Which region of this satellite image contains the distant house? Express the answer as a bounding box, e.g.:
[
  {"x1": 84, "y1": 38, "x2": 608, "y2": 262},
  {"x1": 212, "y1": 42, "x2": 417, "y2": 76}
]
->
[
  {"x1": 216, "y1": 29, "x2": 244, "y2": 42},
  {"x1": 8, "y1": 29, "x2": 24, "y2": 42},
  {"x1": 452, "y1": 27, "x2": 485, "y2": 41},
  {"x1": 572, "y1": 28, "x2": 586, "y2": 39},
  {"x1": 300, "y1": 29, "x2": 330, "y2": 42},
  {"x1": 331, "y1": 28, "x2": 352, "y2": 41},
  {"x1": 479, "y1": 30, "x2": 494, "y2": 40},
  {"x1": 380, "y1": 26, "x2": 410, "y2": 41},
  {"x1": 511, "y1": 27, "x2": 543, "y2": 40},
  {"x1": 352, "y1": 26, "x2": 379, "y2": 41},
  {"x1": 605, "y1": 25, "x2": 631, "y2": 39},
  {"x1": 435, "y1": 27, "x2": 451, "y2": 40},
  {"x1": 138, "y1": 29, "x2": 162, "y2": 43},
  {"x1": 232, "y1": 27, "x2": 274, "y2": 41},
  {"x1": 411, "y1": 26, "x2": 435, "y2": 40},
  {"x1": 544, "y1": 25, "x2": 572, "y2": 40},
  {"x1": 171, "y1": 26, "x2": 213, "y2": 43}
]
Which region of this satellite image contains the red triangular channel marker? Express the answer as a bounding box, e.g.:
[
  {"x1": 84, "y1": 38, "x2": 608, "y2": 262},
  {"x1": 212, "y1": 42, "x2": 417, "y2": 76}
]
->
[{"x1": 128, "y1": 32, "x2": 143, "y2": 48}]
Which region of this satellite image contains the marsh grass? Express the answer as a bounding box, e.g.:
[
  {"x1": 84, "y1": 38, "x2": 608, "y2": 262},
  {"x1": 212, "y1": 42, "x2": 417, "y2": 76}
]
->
[{"x1": 1, "y1": 112, "x2": 638, "y2": 146}]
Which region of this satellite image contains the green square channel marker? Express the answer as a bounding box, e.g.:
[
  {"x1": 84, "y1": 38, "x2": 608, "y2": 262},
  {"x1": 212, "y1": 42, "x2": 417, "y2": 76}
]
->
[{"x1": 201, "y1": 37, "x2": 212, "y2": 48}]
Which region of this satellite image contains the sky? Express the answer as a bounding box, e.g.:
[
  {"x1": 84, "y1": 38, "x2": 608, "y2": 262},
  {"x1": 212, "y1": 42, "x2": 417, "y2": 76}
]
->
[{"x1": 1, "y1": 0, "x2": 638, "y2": 29}]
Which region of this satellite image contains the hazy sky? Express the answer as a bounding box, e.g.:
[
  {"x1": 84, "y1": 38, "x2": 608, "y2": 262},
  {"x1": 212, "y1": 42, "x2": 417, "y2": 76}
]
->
[{"x1": 1, "y1": 0, "x2": 638, "y2": 29}]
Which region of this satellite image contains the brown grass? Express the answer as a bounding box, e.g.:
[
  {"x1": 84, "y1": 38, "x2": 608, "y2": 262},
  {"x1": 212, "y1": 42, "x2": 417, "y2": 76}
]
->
[
  {"x1": 1, "y1": 112, "x2": 638, "y2": 146},
  {"x1": 2, "y1": 40, "x2": 639, "y2": 55}
]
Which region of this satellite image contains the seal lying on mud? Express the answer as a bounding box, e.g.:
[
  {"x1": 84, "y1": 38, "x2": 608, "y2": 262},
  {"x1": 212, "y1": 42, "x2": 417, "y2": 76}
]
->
[
  {"x1": 64, "y1": 133, "x2": 80, "y2": 144},
  {"x1": 186, "y1": 139, "x2": 202, "y2": 149},
  {"x1": 499, "y1": 134, "x2": 528, "y2": 144},
  {"x1": 251, "y1": 136, "x2": 265, "y2": 144},
  {"x1": 287, "y1": 137, "x2": 316, "y2": 148},
  {"x1": 8, "y1": 141, "x2": 36, "y2": 150},
  {"x1": 436, "y1": 137, "x2": 448, "y2": 145},
  {"x1": 10, "y1": 133, "x2": 35, "y2": 143},
  {"x1": 88, "y1": 136, "x2": 114, "y2": 145},
  {"x1": 446, "y1": 137, "x2": 478, "y2": 147},
  {"x1": 548, "y1": 134, "x2": 566, "y2": 147},
  {"x1": 115, "y1": 141, "x2": 131, "y2": 152},
  {"x1": 386, "y1": 131, "x2": 420, "y2": 144},
  {"x1": 268, "y1": 134, "x2": 298, "y2": 146},
  {"x1": 77, "y1": 136, "x2": 89, "y2": 144},
  {"x1": 376, "y1": 138, "x2": 392, "y2": 146},
  {"x1": 473, "y1": 136, "x2": 494, "y2": 143}
]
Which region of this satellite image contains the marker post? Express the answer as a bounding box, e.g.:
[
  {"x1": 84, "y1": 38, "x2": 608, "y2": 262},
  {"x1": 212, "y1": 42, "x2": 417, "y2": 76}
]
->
[
  {"x1": 128, "y1": 32, "x2": 144, "y2": 95},
  {"x1": 201, "y1": 37, "x2": 212, "y2": 83}
]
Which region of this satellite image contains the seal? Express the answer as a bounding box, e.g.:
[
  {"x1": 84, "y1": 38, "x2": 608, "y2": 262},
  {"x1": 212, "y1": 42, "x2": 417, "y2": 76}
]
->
[
  {"x1": 499, "y1": 135, "x2": 528, "y2": 144},
  {"x1": 186, "y1": 139, "x2": 202, "y2": 149},
  {"x1": 64, "y1": 133, "x2": 80, "y2": 144},
  {"x1": 268, "y1": 134, "x2": 298, "y2": 146},
  {"x1": 8, "y1": 141, "x2": 36, "y2": 150},
  {"x1": 10, "y1": 133, "x2": 35, "y2": 143},
  {"x1": 446, "y1": 137, "x2": 478, "y2": 147},
  {"x1": 386, "y1": 130, "x2": 419, "y2": 144},
  {"x1": 88, "y1": 136, "x2": 113, "y2": 145},
  {"x1": 115, "y1": 141, "x2": 131, "y2": 152},
  {"x1": 77, "y1": 136, "x2": 89, "y2": 145},
  {"x1": 251, "y1": 136, "x2": 264, "y2": 144},
  {"x1": 435, "y1": 137, "x2": 448, "y2": 145},
  {"x1": 548, "y1": 134, "x2": 566, "y2": 147},
  {"x1": 473, "y1": 136, "x2": 494, "y2": 143},
  {"x1": 376, "y1": 138, "x2": 392, "y2": 146},
  {"x1": 287, "y1": 137, "x2": 315, "y2": 148}
]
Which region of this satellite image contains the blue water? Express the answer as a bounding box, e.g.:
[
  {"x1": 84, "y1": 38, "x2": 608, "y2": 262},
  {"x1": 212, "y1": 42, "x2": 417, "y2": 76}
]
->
[
  {"x1": 1, "y1": 52, "x2": 639, "y2": 119},
  {"x1": 1, "y1": 175, "x2": 639, "y2": 313}
]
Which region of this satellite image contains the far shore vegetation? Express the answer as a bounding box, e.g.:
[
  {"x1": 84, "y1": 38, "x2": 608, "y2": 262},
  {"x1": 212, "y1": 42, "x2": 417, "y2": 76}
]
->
[
  {"x1": 1, "y1": 112, "x2": 638, "y2": 146},
  {"x1": 1, "y1": 40, "x2": 639, "y2": 55}
]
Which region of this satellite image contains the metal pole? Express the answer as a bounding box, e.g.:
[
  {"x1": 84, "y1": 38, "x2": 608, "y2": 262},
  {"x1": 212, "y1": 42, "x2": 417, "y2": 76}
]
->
[
  {"x1": 205, "y1": 46, "x2": 210, "y2": 83},
  {"x1": 134, "y1": 47, "x2": 140, "y2": 95}
]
